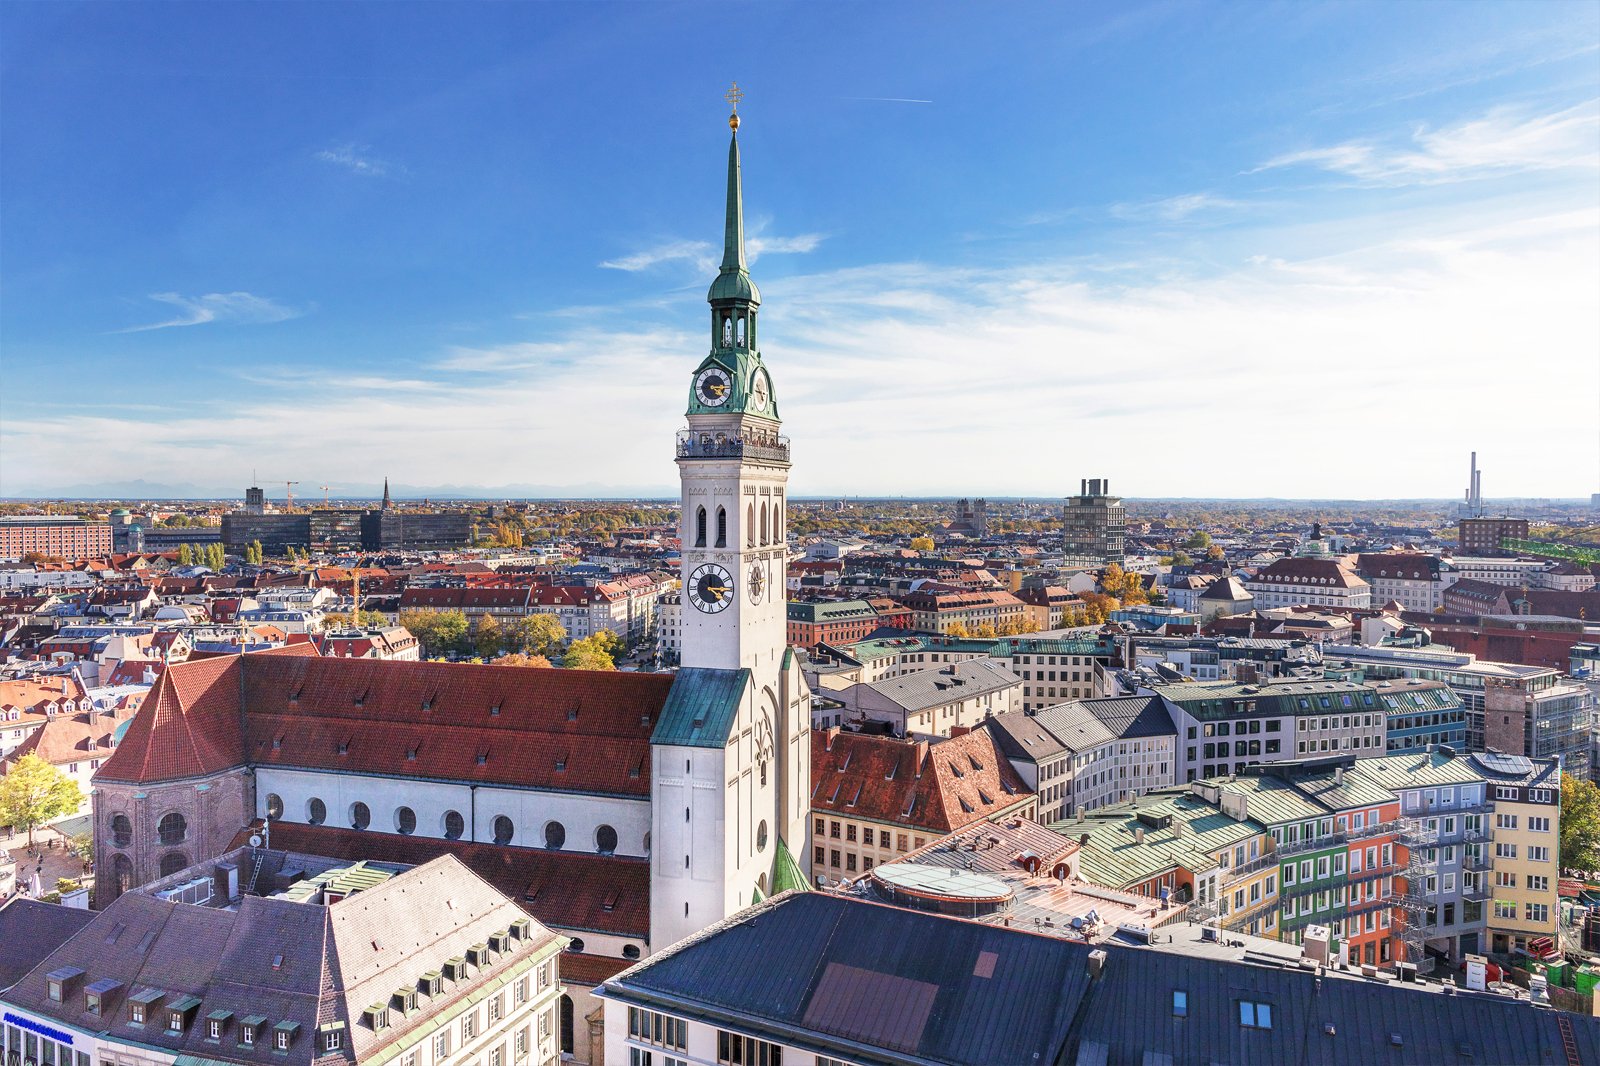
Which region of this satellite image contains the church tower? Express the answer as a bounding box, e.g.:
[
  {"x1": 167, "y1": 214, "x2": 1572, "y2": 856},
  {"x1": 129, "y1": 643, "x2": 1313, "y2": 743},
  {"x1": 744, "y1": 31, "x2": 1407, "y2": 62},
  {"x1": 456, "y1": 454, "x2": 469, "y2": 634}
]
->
[{"x1": 650, "y1": 90, "x2": 811, "y2": 950}]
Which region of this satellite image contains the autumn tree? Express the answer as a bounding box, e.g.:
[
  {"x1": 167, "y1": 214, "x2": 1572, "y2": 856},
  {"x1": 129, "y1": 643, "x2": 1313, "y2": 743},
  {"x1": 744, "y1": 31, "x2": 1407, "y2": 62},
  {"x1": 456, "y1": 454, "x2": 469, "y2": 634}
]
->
[
  {"x1": 0, "y1": 754, "x2": 84, "y2": 847},
  {"x1": 562, "y1": 634, "x2": 617, "y2": 671},
  {"x1": 492, "y1": 652, "x2": 553, "y2": 668},
  {"x1": 1206, "y1": 545, "x2": 1226, "y2": 561},
  {"x1": 474, "y1": 614, "x2": 506, "y2": 659},
  {"x1": 510, "y1": 614, "x2": 568, "y2": 657},
  {"x1": 909, "y1": 536, "x2": 934, "y2": 552},
  {"x1": 970, "y1": 622, "x2": 998, "y2": 639},
  {"x1": 1561, "y1": 772, "x2": 1600, "y2": 870},
  {"x1": 944, "y1": 620, "x2": 971, "y2": 638}
]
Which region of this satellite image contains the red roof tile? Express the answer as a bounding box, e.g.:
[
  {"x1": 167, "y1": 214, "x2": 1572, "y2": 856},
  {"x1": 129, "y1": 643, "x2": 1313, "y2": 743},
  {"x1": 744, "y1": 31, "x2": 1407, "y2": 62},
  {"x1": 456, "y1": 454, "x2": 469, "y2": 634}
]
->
[
  {"x1": 227, "y1": 821, "x2": 649, "y2": 939},
  {"x1": 811, "y1": 729, "x2": 1033, "y2": 833}
]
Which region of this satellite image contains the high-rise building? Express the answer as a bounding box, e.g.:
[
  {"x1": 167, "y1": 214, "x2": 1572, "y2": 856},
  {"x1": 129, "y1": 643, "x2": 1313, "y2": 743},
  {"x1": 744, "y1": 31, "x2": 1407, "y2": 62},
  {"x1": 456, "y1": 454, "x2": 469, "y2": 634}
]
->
[
  {"x1": 244, "y1": 484, "x2": 267, "y2": 515},
  {"x1": 1062, "y1": 477, "x2": 1125, "y2": 569},
  {"x1": 0, "y1": 517, "x2": 113, "y2": 561}
]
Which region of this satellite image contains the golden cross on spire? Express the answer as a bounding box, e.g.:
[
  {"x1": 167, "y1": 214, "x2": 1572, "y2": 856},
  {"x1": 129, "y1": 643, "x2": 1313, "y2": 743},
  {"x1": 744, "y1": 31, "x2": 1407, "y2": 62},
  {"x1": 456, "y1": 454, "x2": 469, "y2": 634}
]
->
[{"x1": 725, "y1": 82, "x2": 745, "y2": 112}]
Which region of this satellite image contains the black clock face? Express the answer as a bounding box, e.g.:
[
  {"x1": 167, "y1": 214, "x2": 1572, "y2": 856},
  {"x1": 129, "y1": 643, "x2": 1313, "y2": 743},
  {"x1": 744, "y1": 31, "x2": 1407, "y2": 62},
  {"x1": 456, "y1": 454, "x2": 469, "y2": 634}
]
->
[
  {"x1": 748, "y1": 562, "x2": 766, "y2": 603},
  {"x1": 690, "y1": 563, "x2": 734, "y2": 613},
  {"x1": 695, "y1": 367, "x2": 732, "y2": 407}
]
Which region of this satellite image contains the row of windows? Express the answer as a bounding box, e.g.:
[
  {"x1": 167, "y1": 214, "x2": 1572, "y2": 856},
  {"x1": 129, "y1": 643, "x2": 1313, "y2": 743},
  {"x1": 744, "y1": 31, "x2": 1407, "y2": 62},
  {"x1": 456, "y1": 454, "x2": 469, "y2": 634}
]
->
[
  {"x1": 109, "y1": 811, "x2": 186, "y2": 848},
  {"x1": 265, "y1": 794, "x2": 624, "y2": 853}
]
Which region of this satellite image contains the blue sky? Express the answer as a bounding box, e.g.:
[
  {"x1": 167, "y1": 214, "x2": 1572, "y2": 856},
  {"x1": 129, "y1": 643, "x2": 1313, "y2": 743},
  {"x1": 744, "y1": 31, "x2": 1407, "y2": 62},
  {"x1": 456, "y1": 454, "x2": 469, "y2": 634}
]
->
[{"x1": 3, "y1": 1, "x2": 1597, "y2": 500}]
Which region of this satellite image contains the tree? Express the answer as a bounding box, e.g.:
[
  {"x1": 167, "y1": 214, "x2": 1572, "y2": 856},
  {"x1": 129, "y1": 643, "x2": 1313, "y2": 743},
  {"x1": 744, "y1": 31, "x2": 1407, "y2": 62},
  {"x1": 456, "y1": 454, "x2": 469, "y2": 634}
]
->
[
  {"x1": 323, "y1": 610, "x2": 388, "y2": 630},
  {"x1": 399, "y1": 609, "x2": 469, "y2": 658},
  {"x1": 909, "y1": 536, "x2": 934, "y2": 552},
  {"x1": 1561, "y1": 772, "x2": 1600, "y2": 871},
  {"x1": 0, "y1": 754, "x2": 84, "y2": 847},
  {"x1": 206, "y1": 542, "x2": 225, "y2": 570},
  {"x1": 562, "y1": 635, "x2": 617, "y2": 671},
  {"x1": 1206, "y1": 545, "x2": 1226, "y2": 561},
  {"x1": 177, "y1": 543, "x2": 194, "y2": 567},
  {"x1": 944, "y1": 620, "x2": 971, "y2": 639},
  {"x1": 492, "y1": 652, "x2": 553, "y2": 668},
  {"x1": 510, "y1": 614, "x2": 567, "y2": 657},
  {"x1": 970, "y1": 622, "x2": 998, "y2": 639},
  {"x1": 1080, "y1": 592, "x2": 1119, "y2": 625},
  {"x1": 474, "y1": 614, "x2": 506, "y2": 659},
  {"x1": 1183, "y1": 531, "x2": 1212, "y2": 550},
  {"x1": 1169, "y1": 550, "x2": 1194, "y2": 567}
]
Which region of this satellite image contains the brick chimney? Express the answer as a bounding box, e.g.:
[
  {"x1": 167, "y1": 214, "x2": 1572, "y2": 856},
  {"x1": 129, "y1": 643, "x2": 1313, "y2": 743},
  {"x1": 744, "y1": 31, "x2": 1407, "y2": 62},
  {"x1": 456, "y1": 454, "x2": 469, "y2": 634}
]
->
[{"x1": 914, "y1": 739, "x2": 929, "y2": 776}]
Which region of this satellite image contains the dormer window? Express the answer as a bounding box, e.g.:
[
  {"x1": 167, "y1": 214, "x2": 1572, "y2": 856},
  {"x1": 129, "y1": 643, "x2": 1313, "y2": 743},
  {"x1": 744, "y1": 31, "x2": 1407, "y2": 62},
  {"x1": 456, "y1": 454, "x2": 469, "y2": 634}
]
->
[
  {"x1": 46, "y1": 966, "x2": 83, "y2": 1002},
  {"x1": 363, "y1": 1004, "x2": 389, "y2": 1031},
  {"x1": 444, "y1": 957, "x2": 469, "y2": 981},
  {"x1": 423, "y1": 971, "x2": 443, "y2": 996},
  {"x1": 239, "y1": 1016, "x2": 266, "y2": 1048},
  {"x1": 467, "y1": 944, "x2": 490, "y2": 967},
  {"x1": 207, "y1": 1010, "x2": 233, "y2": 1040},
  {"x1": 321, "y1": 1021, "x2": 346, "y2": 1050},
  {"x1": 273, "y1": 1020, "x2": 300, "y2": 1050},
  {"x1": 509, "y1": 918, "x2": 531, "y2": 941},
  {"x1": 168, "y1": 996, "x2": 201, "y2": 1033}
]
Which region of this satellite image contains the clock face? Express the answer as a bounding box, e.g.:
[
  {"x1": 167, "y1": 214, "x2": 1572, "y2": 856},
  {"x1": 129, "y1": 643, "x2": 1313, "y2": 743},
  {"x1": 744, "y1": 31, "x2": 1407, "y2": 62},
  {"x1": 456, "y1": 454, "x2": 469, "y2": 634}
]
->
[
  {"x1": 749, "y1": 369, "x2": 771, "y2": 413},
  {"x1": 695, "y1": 367, "x2": 732, "y2": 407},
  {"x1": 748, "y1": 562, "x2": 766, "y2": 603},
  {"x1": 690, "y1": 563, "x2": 734, "y2": 613}
]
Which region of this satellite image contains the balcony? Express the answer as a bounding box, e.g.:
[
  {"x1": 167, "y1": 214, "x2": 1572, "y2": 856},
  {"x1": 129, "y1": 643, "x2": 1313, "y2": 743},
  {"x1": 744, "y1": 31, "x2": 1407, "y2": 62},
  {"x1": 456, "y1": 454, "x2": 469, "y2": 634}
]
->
[
  {"x1": 1222, "y1": 850, "x2": 1280, "y2": 880},
  {"x1": 1276, "y1": 833, "x2": 1346, "y2": 859},
  {"x1": 676, "y1": 430, "x2": 791, "y2": 464}
]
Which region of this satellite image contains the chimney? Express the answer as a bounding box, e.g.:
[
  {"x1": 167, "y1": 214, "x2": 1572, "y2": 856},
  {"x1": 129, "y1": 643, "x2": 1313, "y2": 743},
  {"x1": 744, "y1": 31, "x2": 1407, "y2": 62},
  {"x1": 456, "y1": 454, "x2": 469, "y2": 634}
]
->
[
  {"x1": 914, "y1": 740, "x2": 929, "y2": 775},
  {"x1": 824, "y1": 726, "x2": 839, "y2": 752},
  {"x1": 1087, "y1": 949, "x2": 1108, "y2": 978},
  {"x1": 1134, "y1": 827, "x2": 1145, "y2": 844}
]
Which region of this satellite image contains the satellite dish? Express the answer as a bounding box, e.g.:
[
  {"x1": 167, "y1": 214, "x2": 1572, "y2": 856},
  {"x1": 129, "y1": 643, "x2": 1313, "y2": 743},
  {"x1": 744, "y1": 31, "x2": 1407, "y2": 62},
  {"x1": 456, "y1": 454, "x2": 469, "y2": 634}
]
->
[{"x1": 248, "y1": 834, "x2": 264, "y2": 848}]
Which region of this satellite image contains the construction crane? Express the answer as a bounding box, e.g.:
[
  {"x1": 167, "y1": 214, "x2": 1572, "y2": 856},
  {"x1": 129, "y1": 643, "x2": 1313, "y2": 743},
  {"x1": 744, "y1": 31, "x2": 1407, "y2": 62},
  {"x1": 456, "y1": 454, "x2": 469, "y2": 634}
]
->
[
  {"x1": 284, "y1": 481, "x2": 300, "y2": 510},
  {"x1": 319, "y1": 485, "x2": 332, "y2": 506}
]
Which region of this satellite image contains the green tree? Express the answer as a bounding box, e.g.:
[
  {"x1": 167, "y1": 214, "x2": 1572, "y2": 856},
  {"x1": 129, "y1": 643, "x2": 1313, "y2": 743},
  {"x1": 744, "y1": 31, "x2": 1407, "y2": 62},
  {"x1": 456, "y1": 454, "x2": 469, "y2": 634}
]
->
[
  {"x1": 1169, "y1": 550, "x2": 1194, "y2": 567},
  {"x1": 206, "y1": 542, "x2": 226, "y2": 570},
  {"x1": 323, "y1": 610, "x2": 388, "y2": 630},
  {"x1": 474, "y1": 614, "x2": 505, "y2": 659},
  {"x1": 562, "y1": 634, "x2": 617, "y2": 671},
  {"x1": 432, "y1": 610, "x2": 470, "y2": 656},
  {"x1": 510, "y1": 614, "x2": 568, "y2": 657},
  {"x1": 177, "y1": 543, "x2": 194, "y2": 567},
  {"x1": 0, "y1": 754, "x2": 84, "y2": 847},
  {"x1": 909, "y1": 535, "x2": 934, "y2": 552},
  {"x1": 1561, "y1": 772, "x2": 1600, "y2": 870},
  {"x1": 1183, "y1": 531, "x2": 1212, "y2": 550}
]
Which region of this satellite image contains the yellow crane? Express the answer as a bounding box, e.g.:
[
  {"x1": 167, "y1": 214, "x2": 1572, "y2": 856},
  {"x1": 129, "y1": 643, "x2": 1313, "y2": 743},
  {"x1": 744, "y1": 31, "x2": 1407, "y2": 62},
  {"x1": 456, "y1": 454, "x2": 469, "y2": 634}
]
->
[
  {"x1": 319, "y1": 484, "x2": 332, "y2": 506},
  {"x1": 284, "y1": 481, "x2": 300, "y2": 510}
]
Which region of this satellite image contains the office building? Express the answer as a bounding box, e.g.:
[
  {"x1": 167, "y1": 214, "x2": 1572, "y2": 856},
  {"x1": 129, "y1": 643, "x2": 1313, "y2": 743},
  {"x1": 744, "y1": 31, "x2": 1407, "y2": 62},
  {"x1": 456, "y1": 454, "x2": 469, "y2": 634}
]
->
[
  {"x1": 1062, "y1": 477, "x2": 1125, "y2": 570},
  {"x1": 0, "y1": 518, "x2": 113, "y2": 561}
]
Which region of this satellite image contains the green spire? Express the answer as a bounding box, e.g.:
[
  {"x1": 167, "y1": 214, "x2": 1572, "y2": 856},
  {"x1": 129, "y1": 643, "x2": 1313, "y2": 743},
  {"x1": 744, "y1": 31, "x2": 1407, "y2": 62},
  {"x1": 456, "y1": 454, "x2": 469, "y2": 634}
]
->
[
  {"x1": 708, "y1": 120, "x2": 759, "y2": 307},
  {"x1": 721, "y1": 131, "x2": 746, "y2": 273}
]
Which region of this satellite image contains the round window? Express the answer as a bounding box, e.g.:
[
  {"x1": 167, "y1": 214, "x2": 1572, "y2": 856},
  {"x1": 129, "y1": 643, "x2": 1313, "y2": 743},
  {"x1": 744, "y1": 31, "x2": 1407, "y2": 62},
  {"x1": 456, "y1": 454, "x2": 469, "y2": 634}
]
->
[
  {"x1": 493, "y1": 815, "x2": 514, "y2": 845},
  {"x1": 596, "y1": 824, "x2": 618, "y2": 855},
  {"x1": 545, "y1": 821, "x2": 566, "y2": 850},
  {"x1": 351, "y1": 802, "x2": 371, "y2": 831},
  {"x1": 622, "y1": 945, "x2": 641, "y2": 960},
  {"x1": 265, "y1": 794, "x2": 284, "y2": 820},
  {"x1": 757, "y1": 820, "x2": 768, "y2": 852},
  {"x1": 307, "y1": 798, "x2": 326, "y2": 825},
  {"x1": 395, "y1": 806, "x2": 417, "y2": 835},
  {"x1": 443, "y1": 810, "x2": 465, "y2": 840},
  {"x1": 566, "y1": 938, "x2": 584, "y2": 953}
]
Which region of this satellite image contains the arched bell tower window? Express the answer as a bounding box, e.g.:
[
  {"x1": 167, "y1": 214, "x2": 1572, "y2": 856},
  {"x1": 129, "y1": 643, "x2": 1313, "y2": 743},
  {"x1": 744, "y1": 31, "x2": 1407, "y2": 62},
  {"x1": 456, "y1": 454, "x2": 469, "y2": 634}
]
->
[
  {"x1": 747, "y1": 503, "x2": 755, "y2": 547},
  {"x1": 735, "y1": 315, "x2": 746, "y2": 347},
  {"x1": 716, "y1": 507, "x2": 727, "y2": 548},
  {"x1": 695, "y1": 507, "x2": 707, "y2": 548},
  {"x1": 721, "y1": 314, "x2": 733, "y2": 348},
  {"x1": 760, "y1": 502, "x2": 769, "y2": 546}
]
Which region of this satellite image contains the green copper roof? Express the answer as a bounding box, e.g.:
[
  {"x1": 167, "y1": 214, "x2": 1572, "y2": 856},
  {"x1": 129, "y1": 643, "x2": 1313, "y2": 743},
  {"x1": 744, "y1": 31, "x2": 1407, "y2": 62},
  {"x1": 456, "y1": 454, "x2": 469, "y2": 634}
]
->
[
  {"x1": 770, "y1": 836, "x2": 810, "y2": 895},
  {"x1": 709, "y1": 131, "x2": 759, "y2": 306},
  {"x1": 652, "y1": 667, "x2": 749, "y2": 748}
]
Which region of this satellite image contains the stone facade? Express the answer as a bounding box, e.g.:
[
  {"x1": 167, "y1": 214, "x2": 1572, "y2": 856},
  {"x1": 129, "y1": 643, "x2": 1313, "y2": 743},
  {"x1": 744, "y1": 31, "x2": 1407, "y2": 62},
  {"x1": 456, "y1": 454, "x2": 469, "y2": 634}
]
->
[{"x1": 93, "y1": 766, "x2": 251, "y2": 905}]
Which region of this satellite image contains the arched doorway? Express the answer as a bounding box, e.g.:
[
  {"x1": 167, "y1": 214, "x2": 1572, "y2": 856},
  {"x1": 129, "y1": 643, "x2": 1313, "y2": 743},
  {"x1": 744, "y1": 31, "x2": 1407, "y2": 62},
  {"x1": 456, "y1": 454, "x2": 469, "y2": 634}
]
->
[{"x1": 108, "y1": 853, "x2": 133, "y2": 902}]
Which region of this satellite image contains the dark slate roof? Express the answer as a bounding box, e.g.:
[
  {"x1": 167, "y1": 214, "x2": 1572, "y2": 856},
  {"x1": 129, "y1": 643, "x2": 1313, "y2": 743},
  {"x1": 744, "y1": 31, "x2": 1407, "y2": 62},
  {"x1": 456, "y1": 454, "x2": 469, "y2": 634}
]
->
[
  {"x1": 0, "y1": 897, "x2": 96, "y2": 990},
  {"x1": 603, "y1": 891, "x2": 1600, "y2": 1066},
  {"x1": 603, "y1": 891, "x2": 1088, "y2": 1066},
  {"x1": 651, "y1": 667, "x2": 749, "y2": 748}
]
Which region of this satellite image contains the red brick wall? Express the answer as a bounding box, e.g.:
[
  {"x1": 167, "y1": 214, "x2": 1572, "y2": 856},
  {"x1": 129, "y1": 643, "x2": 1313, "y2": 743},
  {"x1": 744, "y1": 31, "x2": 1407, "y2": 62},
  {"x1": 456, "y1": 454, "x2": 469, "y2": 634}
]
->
[{"x1": 92, "y1": 768, "x2": 252, "y2": 907}]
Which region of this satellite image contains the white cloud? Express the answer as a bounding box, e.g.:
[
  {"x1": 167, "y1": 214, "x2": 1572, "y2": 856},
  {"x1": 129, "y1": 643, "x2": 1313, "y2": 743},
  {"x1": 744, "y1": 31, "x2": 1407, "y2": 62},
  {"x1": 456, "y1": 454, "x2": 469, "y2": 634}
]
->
[
  {"x1": 12, "y1": 192, "x2": 1597, "y2": 499},
  {"x1": 1257, "y1": 101, "x2": 1600, "y2": 184},
  {"x1": 113, "y1": 291, "x2": 300, "y2": 333},
  {"x1": 315, "y1": 143, "x2": 401, "y2": 177},
  {"x1": 1110, "y1": 193, "x2": 1243, "y2": 222},
  {"x1": 601, "y1": 233, "x2": 824, "y2": 273},
  {"x1": 600, "y1": 240, "x2": 715, "y2": 273},
  {"x1": 747, "y1": 233, "x2": 825, "y2": 258}
]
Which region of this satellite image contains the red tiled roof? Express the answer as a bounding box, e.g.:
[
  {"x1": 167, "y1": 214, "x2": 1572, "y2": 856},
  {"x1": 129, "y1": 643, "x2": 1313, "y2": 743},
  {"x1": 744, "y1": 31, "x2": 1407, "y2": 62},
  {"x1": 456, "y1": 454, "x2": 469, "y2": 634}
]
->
[
  {"x1": 98, "y1": 648, "x2": 674, "y2": 797},
  {"x1": 95, "y1": 644, "x2": 319, "y2": 784},
  {"x1": 228, "y1": 821, "x2": 649, "y2": 938},
  {"x1": 244, "y1": 657, "x2": 671, "y2": 795},
  {"x1": 810, "y1": 729, "x2": 1033, "y2": 833}
]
